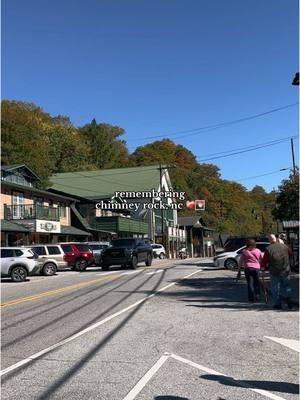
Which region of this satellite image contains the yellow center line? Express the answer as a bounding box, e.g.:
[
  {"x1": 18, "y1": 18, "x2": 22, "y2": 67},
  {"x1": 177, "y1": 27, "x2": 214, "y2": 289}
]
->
[
  {"x1": 0, "y1": 262, "x2": 180, "y2": 309},
  {"x1": 0, "y1": 274, "x2": 123, "y2": 308}
]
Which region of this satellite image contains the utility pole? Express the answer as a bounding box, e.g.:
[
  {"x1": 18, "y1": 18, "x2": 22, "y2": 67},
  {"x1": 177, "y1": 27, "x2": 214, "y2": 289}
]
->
[
  {"x1": 157, "y1": 164, "x2": 176, "y2": 256},
  {"x1": 158, "y1": 165, "x2": 164, "y2": 248},
  {"x1": 291, "y1": 138, "x2": 296, "y2": 178}
]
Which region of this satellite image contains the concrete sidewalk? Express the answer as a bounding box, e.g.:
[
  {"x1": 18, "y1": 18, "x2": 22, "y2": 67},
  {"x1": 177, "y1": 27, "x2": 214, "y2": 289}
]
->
[{"x1": 198, "y1": 257, "x2": 299, "y2": 306}]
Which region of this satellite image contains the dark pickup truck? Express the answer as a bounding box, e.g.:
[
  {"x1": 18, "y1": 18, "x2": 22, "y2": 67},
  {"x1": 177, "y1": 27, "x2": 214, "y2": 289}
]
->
[{"x1": 101, "y1": 238, "x2": 153, "y2": 271}]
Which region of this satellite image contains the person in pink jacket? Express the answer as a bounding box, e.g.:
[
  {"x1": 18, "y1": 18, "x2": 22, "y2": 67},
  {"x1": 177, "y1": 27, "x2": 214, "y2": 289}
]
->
[{"x1": 238, "y1": 239, "x2": 263, "y2": 302}]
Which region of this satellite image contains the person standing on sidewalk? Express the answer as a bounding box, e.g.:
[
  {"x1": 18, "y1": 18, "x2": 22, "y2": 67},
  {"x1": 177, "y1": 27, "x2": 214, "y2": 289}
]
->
[
  {"x1": 238, "y1": 239, "x2": 263, "y2": 302},
  {"x1": 261, "y1": 234, "x2": 293, "y2": 309}
]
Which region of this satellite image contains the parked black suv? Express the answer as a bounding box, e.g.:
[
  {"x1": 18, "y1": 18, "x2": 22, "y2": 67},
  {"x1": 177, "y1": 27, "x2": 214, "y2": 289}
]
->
[{"x1": 101, "y1": 238, "x2": 153, "y2": 271}]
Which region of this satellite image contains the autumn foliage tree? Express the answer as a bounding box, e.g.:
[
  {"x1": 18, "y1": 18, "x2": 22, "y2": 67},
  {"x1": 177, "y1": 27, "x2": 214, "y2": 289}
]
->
[
  {"x1": 78, "y1": 119, "x2": 129, "y2": 169},
  {"x1": 272, "y1": 171, "x2": 299, "y2": 221},
  {"x1": 1, "y1": 101, "x2": 129, "y2": 182},
  {"x1": 1, "y1": 100, "x2": 278, "y2": 235},
  {"x1": 1, "y1": 101, "x2": 88, "y2": 183},
  {"x1": 130, "y1": 139, "x2": 276, "y2": 234}
]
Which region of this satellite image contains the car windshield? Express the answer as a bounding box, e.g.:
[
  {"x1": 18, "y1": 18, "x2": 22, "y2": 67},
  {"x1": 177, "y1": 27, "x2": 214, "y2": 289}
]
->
[
  {"x1": 89, "y1": 244, "x2": 108, "y2": 250},
  {"x1": 76, "y1": 244, "x2": 90, "y2": 251},
  {"x1": 112, "y1": 239, "x2": 136, "y2": 248},
  {"x1": 61, "y1": 244, "x2": 73, "y2": 253},
  {"x1": 224, "y1": 239, "x2": 247, "y2": 252},
  {"x1": 30, "y1": 249, "x2": 39, "y2": 258},
  {"x1": 31, "y1": 246, "x2": 46, "y2": 256}
]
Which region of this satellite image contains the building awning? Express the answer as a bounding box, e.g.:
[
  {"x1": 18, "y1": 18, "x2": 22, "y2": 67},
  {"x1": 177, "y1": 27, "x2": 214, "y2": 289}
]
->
[
  {"x1": 94, "y1": 216, "x2": 148, "y2": 235},
  {"x1": 88, "y1": 227, "x2": 117, "y2": 235},
  {"x1": 282, "y1": 221, "x2": 299, "y2": 229},
  {"x1": 60, "y1": 225, "x2": 91, "y2": 236},
  {"x1": 178, "y1": 216, "x2": 203, "y2": 227},
  {"x1": 178, "y1": 216, "x2": 215, "y2": 231},
  {"x1": 1, "y1": 220, "x2": 30, "y2": 232}
]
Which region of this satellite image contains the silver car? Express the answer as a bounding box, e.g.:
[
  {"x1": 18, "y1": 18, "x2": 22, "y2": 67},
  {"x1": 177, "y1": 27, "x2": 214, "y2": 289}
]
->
[
  {"x1": 27, "y1": 244, "x2": 68, "y2": 276},
  {"x1": 214, "y1": 242, "x2": 269, "y2": 269}
]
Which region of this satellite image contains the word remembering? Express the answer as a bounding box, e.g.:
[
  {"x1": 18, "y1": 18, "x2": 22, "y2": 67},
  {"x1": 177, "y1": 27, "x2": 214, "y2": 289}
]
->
[{"x1": 96, "y1": 190, "x2": 186, "y2": 211}]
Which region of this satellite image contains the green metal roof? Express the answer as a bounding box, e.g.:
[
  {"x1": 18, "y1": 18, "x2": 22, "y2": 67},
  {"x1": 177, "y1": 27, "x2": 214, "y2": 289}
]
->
[
  {"x1": 60, "y1": 225, "x2": 91, "y2": 236},
  {"x1": 1, "y1": 220, "x2": 30, "y2": 232},
  {"x1": 49, "y1": 166, "x2": 162, "y2": 200}
]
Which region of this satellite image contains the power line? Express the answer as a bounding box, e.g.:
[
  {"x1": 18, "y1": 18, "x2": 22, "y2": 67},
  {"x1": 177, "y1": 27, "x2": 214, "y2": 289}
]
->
[
  {"x1": 197, "y1": 136, "x2": 298, "y2": 158},
  {"x1": 50, "y1": 166, "x2": 168, "y2": 193},
  {"x1": 74, "y1": 171, "x2": 144, "y2": 189},
  {"x1": 49, "y1": 181, "x2": 112, "y2": 196},
  {"x1": 127, "y1": 102, "x2": 298, "y2": 143},
  {"x1": 52, "y1": 174, "x2": 145, "y2": 191},
  {"x1": 198, "y1": 136, "x2": 298, "y2": 162},
  {"x1": 51, "y1": 135, "x2": 298, "y2": 185},
  {"x1": 51, "y1": 167, "x2": 291, "y2": 196},
  {"x1": 236, "y1": 168, "x2": 290, "y2": 182},
  {"x1": 52, "y1": 166, "x2": 163, "y2": 179}
]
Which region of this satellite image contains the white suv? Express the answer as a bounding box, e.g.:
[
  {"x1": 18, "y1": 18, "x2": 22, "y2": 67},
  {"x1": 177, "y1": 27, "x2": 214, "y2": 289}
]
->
[
  {"x1": 1, "y1": 247, "x2": 40, "y2": 282},
  {"x1": 151, "y1": 244, "x2": 166, "y2": 259}
]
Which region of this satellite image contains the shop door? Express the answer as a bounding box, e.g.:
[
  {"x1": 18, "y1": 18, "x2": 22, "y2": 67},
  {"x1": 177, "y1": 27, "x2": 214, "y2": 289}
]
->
[{"x1": 12, "y1": 191, "x2": 24, "y2": 219}]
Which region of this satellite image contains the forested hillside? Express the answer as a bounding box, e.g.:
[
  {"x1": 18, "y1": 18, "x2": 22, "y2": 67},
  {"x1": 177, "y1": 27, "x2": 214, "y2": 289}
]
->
[{"x1": 2, "y1": 100, "x2": 289, "y2": 235}]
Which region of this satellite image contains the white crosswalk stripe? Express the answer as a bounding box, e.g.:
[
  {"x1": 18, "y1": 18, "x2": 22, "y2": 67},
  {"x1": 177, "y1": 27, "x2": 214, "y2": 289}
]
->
[{"x1": 265, "y1": 336, "x2": 300, "y2": 352}]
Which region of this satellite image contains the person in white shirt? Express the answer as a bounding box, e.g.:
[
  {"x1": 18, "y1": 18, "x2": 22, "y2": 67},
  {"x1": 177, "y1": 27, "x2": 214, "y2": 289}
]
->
[{"x1": 275, "y1": 234, "x2": 284, "y2": 244}]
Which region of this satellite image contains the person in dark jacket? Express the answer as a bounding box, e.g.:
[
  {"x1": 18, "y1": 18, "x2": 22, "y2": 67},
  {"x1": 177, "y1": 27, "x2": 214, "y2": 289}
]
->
[{"x1": 261, "y1": 234, "x2": 293, "y2": 309}]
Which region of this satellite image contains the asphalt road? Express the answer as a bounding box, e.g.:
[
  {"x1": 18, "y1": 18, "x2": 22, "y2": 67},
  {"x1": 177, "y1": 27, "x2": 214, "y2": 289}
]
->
[{"x1": 1, "y1": 258, "x2": 299, "y2": 400}]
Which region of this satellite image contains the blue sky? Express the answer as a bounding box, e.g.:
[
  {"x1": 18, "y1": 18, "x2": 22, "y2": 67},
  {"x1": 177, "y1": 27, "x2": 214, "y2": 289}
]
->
[{"x1": 2, "y1": 0, "x2": 299, "y2": 191}]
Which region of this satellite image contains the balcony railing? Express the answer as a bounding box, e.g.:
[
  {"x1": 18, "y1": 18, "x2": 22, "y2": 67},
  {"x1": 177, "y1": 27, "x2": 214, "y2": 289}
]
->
[{"x1": 4, "y1": 204, "x2": 60, "y2": 222}]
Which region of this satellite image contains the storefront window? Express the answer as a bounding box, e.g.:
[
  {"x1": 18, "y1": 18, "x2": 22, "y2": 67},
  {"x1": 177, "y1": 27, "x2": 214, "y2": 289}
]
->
[{"x1": 59, "y1": 203, "x2": 66, "y2": 218}]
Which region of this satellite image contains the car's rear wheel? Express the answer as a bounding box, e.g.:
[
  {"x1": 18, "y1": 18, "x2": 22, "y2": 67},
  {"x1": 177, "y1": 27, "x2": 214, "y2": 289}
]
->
[
  {"x1": 131, "y1": 256, "x2": 138, "y2": 269},
  {"x1": 102, "y1": 264, "x2": 109, "y2": 271},
  {"x1": 42, "y1": 263, "x2": 57, "y2": 276},
  {"x1": 74, "y1": 259, "x2": 88, "y2": 271},
  {"x1": 11, "y1": 266, "x2": 28, "y2": 282},
  {"x1": 159, "y1": 253, "x2": 165, "y2": 259},
  {"x1": 145, "y1": 254, "x2": 152, "y2": 266},
  {"x1": 224, "y1": 258, "x2": 238, "y2": 270}
]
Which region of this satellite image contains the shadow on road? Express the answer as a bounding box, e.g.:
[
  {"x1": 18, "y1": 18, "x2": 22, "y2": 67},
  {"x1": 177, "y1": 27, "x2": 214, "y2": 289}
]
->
[
  {"x1": 32, "y1": 269, "x2": 168, "y2": 399},
  {"x1": 1, "y1": 279, "x2": 30, "y2": 283},
  {"x1": 2, "y1": 270, "x2": 156, "y2": 350},
  {"x1": 2, "y1": 268, "x2": 169, "y2": 400},
  {"x1": 201, "y1": 373, "x2": 299, "y2": 395},
  {"x1": 154, "y1": 275, "x2": 294, "y2": 311},
  {"x1": 2, "y1": 268, "x2": 147, "y2": 332}
]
